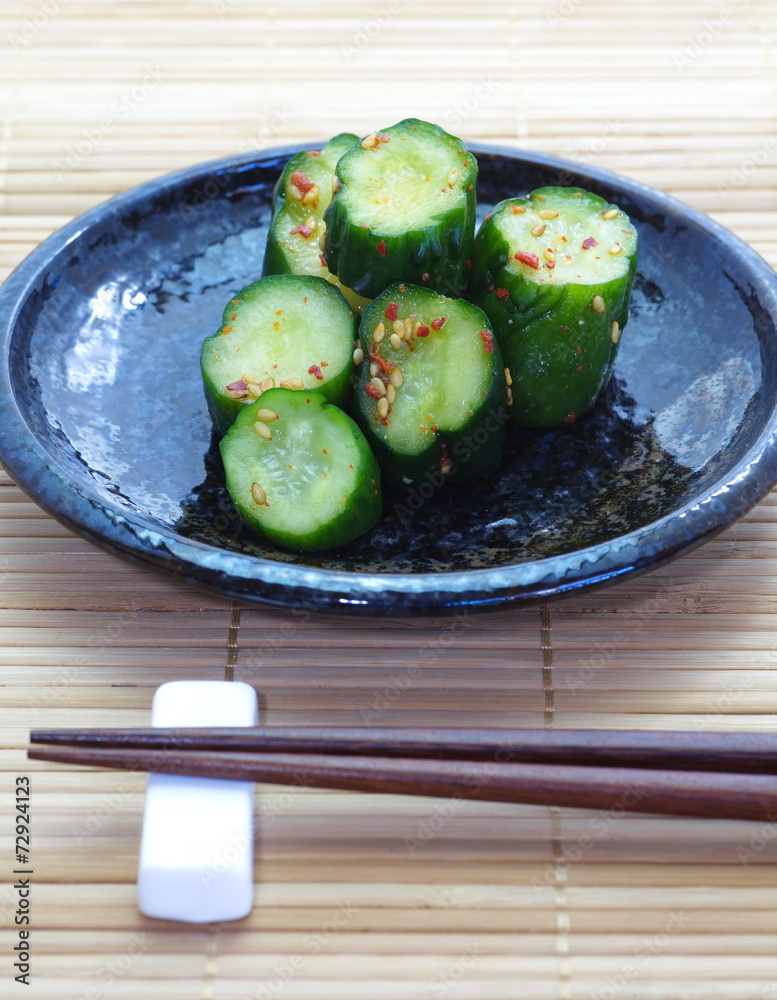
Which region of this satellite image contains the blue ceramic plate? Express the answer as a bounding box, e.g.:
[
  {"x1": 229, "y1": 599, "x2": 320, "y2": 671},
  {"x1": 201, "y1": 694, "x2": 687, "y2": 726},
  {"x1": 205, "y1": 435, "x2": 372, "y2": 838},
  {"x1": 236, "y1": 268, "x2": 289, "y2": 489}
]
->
[{"x1": 2, "y1": 145, "x2": 777, "y2": 613}]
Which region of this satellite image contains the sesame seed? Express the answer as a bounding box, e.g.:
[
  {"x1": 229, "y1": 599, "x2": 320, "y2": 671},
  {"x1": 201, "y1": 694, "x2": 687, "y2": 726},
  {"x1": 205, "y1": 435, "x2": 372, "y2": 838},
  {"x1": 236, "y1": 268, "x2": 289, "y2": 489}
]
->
[
  {"x1": 386, "y1": 384, "x2": 396, "y2": 404},
  {"x1": 377, "y1": 396, "x2": 389, "y2": 418},
  {"x1": 226, "y1": 388, "x2": 248, "y2": 400},
  {"x1": 506, "y1": 387, "x2": 513, "y2": 406},
  {"x1": 318, "y1": 231, "x2": 327, "y2": 251},
  {"x1": 440, "y1": 463, "x2": 452, "y2": 475},
  {"x1": 392, "y1": 319, "x2": 405, "y2": 338},
  {"x1": 504, "y1": 367, "x2": 512, "y2": 387},
  {"x1": 370, "y1": 377, "x2": 387, "y2": 396},
  {"x1": 301, "y1": 185, "x2": 320, "y2": 206},
  {"x1": 280, "y1": 378, "x2": 304, "y2": 390},
  {"x1": 389, "y1": 368, "x2": 403, "y2": 387},
  {"x1": 304, "y1": 215, "x2": 317, "y2": 231},
  {"x1": 331, "y1": 174, "x2": 340, "y2": 192},
  {"x1": 403, "y1": 317, "x2": 413, "y2": 337},
  {"x1": 242, "y1": 373, "x2": 261, "y2": 385},
  {"x1": 246, "y1": 384, "x2": 262, "y2": 399},
  {"x1": 538, "y1": 209, "x2": 558, "y2": 219},
  {"x1": 361, "y1": 131, "x2": 379, "y2": 149},
  {"x1": 253, "y1": 421, "x2": 273, "y2": 440},
  {"x1": 287, "y1": 183, "x2": 303, "y2": 201},
  {"x1": 602, "y1": 208, "x2": 619, "y2": 220},
  {"x1": 544, "y1": 248, "x2": 556, "y2": 262},
  {"x1": 370, "y1": 362, "x2": 380, "y2": 377},
  {"x1": 531, "y1": 223, "x2": 546, "y2": 237},
  {"x1": 255, "y1": 408, "x2": 278, "y2": 422},
  {"x1": 610, "y1": 320, "x2": 621, "y2": 344},
  {"x1": 250, "y1": 482, "x2": 267, "y2": 505},
  {"x1": 373, "y1": 322, "x2": 385, "y2": 343},
  {"x1": 592, "y1": 294, "x2": 606, "y2": 313},
  {"x1": 390, "y1": 333, "x2": 402, "y2": 350},
  {"x1": 261, "y1": 377, "x2": 275, "y2": 392},
  {"x1": 447, "y1": 167, "x2": 460, "y2": 188},
  {"x1": 609, "y1": 244, "x2": 622, "y2": 255},
  {"x1": 353, "y1": 347, "x2": 364, "y2": 365}
]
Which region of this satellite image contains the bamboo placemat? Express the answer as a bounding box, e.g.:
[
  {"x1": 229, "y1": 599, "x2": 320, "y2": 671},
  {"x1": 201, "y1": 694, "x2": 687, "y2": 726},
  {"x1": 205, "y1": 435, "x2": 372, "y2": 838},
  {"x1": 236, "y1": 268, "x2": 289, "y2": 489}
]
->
[{"x1": 2, "y1": 1, "x2": 777, "y2": 997}]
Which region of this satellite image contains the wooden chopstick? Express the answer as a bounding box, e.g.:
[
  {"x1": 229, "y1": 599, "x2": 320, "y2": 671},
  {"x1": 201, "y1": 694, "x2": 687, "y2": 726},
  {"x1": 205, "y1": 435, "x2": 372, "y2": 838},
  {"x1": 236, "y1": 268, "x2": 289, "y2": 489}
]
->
[
  {"x1": 25, "y1": 743, "x2": 777, "y2": 822},
  {"x1": 28, "y1": 726, "x2": 777, "y2": 772}
]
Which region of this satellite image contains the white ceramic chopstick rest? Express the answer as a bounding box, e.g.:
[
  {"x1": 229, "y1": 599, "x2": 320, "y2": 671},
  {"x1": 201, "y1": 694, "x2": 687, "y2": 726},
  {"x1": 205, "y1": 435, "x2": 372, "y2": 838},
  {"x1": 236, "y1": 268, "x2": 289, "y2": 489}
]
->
[{"x1": 137, "y1": 680, "x2": 258, "y2": 923}]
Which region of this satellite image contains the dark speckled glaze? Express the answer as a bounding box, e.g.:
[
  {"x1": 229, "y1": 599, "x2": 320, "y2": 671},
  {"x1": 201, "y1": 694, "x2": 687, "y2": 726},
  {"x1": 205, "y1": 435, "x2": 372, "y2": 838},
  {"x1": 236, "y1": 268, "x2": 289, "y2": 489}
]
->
[{"x1": 1, "y1": 145, "x2": 777, "y2": 613}]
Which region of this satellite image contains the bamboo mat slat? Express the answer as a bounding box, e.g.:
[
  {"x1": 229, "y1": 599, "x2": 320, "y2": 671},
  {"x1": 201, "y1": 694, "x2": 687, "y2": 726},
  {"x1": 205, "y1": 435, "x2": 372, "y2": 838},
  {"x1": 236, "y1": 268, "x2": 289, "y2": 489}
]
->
[{"x1": 3, "y1": 1, "x2": 777, "y2": 998}]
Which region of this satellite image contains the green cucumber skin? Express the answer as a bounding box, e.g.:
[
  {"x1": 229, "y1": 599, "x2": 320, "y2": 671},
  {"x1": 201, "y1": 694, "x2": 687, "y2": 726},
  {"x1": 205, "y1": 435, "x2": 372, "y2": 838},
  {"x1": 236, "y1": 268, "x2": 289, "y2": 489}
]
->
[
  {"x1": 200, "y1": 275, "x2": 357, "y2": 437},
  {"x1": 354, "y1": 285, "x2": 508, "y2": 492},
  {"x1": 470, "y1": 193, "x2": 637, "y2": 427},
  {"x1": 262, "y1": 134, "x2": 370, "y2": 313},
  {"x1": 323, "y1": 119, "x2": 478, "y2": 300},
  {"x1": 220, "y1": 390, "x2": 382, "y2": 552}
]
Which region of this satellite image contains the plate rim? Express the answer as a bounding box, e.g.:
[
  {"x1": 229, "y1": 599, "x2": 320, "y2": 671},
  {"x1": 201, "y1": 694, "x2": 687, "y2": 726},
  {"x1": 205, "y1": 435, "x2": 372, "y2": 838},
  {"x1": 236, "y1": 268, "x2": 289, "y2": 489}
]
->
[{"x1": 2, "y1": 142, "x2": 777, "y2": 612}]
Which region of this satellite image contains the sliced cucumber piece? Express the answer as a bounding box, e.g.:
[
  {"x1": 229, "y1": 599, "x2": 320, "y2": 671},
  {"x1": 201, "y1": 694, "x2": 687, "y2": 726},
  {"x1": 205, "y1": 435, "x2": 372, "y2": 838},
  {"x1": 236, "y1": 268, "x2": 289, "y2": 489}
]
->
[
  {"x1": 470, "y1": 186, "x2": 638, "y2": 427},
  {"x1": 220, "y1": 388, "x2": 382, "y2": 551},
  {"x1": 323, "y1": 118, "x2": 478, "y2": 300},
  {"x1": 354, "y1": 282, "x2": 507, "y2": 491},
  {"x1": 262, "y1": 133, "x2": 370, "y2": 313},
  {"x1": 200, "y1": 274, "x2": 357, "y2": 436}
]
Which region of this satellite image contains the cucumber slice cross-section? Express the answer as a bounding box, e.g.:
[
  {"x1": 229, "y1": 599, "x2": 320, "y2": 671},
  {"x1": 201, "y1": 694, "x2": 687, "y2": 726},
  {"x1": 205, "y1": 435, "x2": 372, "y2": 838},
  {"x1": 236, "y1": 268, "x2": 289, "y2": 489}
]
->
[
  {"x1": 323, "y1": 118, "x2": 478, "y2": 300},
  {"x1": 354, "y1": 282, "x2": 508, "y2": 492},
  {"x1": 200, "y1": 274, "x2": 357, "y2": 435},
  {"x1": 219, "y1": 388, "x2": 382, "y2": 551}
]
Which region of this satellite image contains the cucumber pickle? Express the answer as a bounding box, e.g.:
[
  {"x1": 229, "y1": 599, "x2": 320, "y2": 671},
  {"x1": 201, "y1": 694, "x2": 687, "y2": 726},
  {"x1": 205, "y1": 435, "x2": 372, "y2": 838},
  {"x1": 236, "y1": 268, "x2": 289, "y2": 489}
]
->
[
  {"x1": 262, "y1": 133, "x2": 370, "y2": 313},
  {"x1": 354, "y1": 283, "x2": 508, "y2": 491},
  {"x1": 323, "y1": 119, "x2": 478, "y2": 299},
  {"x1": 470, "y1": 186, "x2": 638, "y2": 427},
  {"x1": 200, "y1": 274, "x2": 357, "y2": 436},
  {"x1": 220, "y1": 388, "x2": 382, "y2": 551}
]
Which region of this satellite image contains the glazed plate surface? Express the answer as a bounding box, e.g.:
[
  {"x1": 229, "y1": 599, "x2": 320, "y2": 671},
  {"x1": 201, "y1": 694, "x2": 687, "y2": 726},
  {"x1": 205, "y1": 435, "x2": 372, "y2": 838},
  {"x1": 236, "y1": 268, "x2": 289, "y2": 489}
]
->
[{"x1": 2, "y1": 145, "x2": 777, "y2": 612}]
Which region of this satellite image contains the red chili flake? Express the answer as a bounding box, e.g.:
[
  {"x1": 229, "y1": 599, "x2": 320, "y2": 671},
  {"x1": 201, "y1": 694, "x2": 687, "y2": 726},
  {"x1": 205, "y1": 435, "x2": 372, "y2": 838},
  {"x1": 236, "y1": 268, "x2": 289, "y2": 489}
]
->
[
  {"x1": 582, "y1": 237, "x2": 599, "y2": 249},
  {"x1": 290, "y1": 224, "x2": 313, "y2": 238},
  {"x1": 576, "y1": 364, "x2": 584, "y2": 371},
  {"x1": 384, "y1": 302, "x2": 399, "y2": 321},
  {"x1": 546, "y1": 261, "x2": 556, "y2": 269},
  {"x1": 415, "y1": 324, "x2": 430, "y2": 337},
  {"x1": 360, "y1": 223, "x2": 369, "y2": 229},
  {"x1": 430, "y1": 425, "x2": 439, "y2": 432},
  {"x1": 370, "y1": 350, "x2": 394, "y2": 374},
  {"x1": 308, "y1": 364, "x2": 325, "y2": 381},
  {"x1": 487, "y1": 284, "x2": 494, "y2": 292},
  {"x1": 514, "y1": 251, "x2": 540, "y2": 269},
  {"x1": 321, "y1": 361, "x2": 329, "y2": 367},
  {"x1": 290, "y1": 171, "x2": 315, "y2": 194},
  {"x1": 321, "y1": 448, "x2": 328, "y2": 453},
  {"x1": 560, "y1": 325, "x2": 569, "y2": 333},
  {"x1": 365, "y1": 384, "x2": 383, "y2": 399},
  {"x1": 431, "y1": 317, "x2": 446, "y2": 331},
  {"x1": 381, "y1": 417, "x2": 390, "y2": 425},
  {"x1": 480, "y1": 329, "x2": 495, "y2": 353},
  {"x1": 564, "y1": 413, "x2": 577, "y2": 424},
  {"x1": 484, "y1": 213, "x2": 492, "y2": 222},
  {"x1": 376, "y1": 241, "x2": 387, "y2": 257},
  {"x1": 222, "y1": 325, "x2": 233, "y2": 333},
  {"x1": 421, "y1": 272, "x2": 430, "y2": 282},
  {"x1": 318, "y1": 253, "x2": 327, "y2": 267},
  {"x1": 308, "y1": 150, "x2": 321, "y2": 156},
  {"x1": 226, "y1": 380, "x2": 248, "y2": 391},
  {"x1": 495, "y1": 287, "x2": 509, "y2": 300},
  {"x1": 465, "y1": 259, "x2": 472, "y2": 269},
  {"x1": 379, "y1": 133, "x2": 390, "y2": 142}
]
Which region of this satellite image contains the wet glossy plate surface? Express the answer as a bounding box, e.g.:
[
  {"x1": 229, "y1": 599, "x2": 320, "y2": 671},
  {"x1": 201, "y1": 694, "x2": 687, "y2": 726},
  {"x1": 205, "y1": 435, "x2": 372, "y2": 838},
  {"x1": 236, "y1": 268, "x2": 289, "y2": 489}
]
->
[{"x1": 2, "y1": 144, "x2": 777, "y2": 612}]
